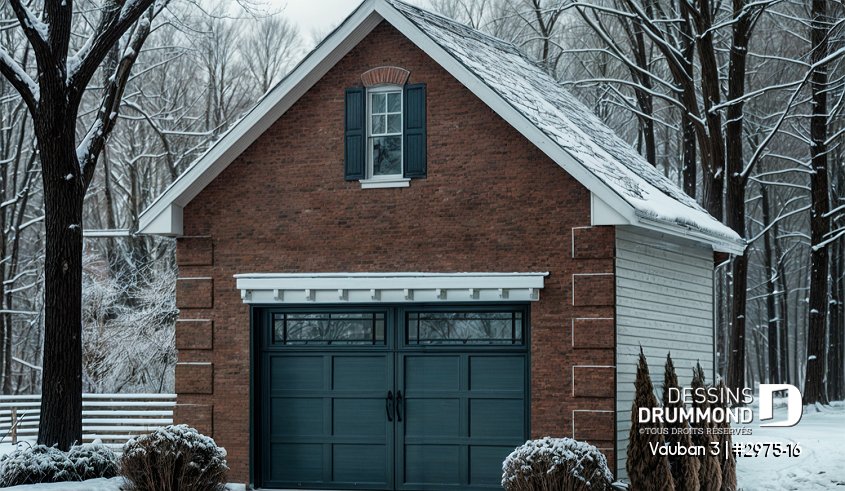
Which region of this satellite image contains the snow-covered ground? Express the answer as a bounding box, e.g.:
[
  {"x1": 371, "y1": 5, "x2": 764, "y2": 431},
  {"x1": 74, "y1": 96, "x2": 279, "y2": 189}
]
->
[
  {"x1": 0, "y1": 402, "x2": 842, "y2": 490},
  {"x1": 735, "y1": 400, "x2": 845, "y2": 490},
  {"x1": 0, "y1": 477, "x2": 246, "y2": 490}
]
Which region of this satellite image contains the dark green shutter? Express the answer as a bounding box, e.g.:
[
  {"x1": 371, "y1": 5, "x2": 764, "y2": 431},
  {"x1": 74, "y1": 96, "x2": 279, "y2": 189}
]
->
[
  {"x1": 344, "y1": 88, "x2": 366, "y2": 180},
  {"x1": 403, "y1": 84, "x2": 426, "y2": 178}
]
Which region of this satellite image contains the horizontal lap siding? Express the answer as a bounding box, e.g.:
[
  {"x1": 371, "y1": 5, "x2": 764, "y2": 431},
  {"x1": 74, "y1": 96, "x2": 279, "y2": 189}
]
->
[{"x1": 614, "y1": 227, "x2": 714, "y2": 479}]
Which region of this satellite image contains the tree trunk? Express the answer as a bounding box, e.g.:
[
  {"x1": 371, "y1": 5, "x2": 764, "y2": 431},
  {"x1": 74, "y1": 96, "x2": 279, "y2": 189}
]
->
[
  {"x1": 693, "y1": 0, "x2": 725, "y2": 222},
  {"x1": 774, "y1": 208, "x2": 790, "y2": 384},
  {"x1": 725, "y1": 0, "x2": 752, "y2": 396},
  {"x1": 629, "y1": 20, "x2": 656, "y2": 167},
  {"x1": 762, "y1": 185, "x2": 780, "y2": 383},
  {"x1": 37, "y1": 131, "x2": 84, "y2": 450},
  {"x1": 679, "y1": 11, "x2": 697, "y2": 199},
  {"x1": 803, "y1": 0, "x2": 830, "y2": 406},
  {"x1": 829, "y1": 234, "x2": 843, "y2": 400}
]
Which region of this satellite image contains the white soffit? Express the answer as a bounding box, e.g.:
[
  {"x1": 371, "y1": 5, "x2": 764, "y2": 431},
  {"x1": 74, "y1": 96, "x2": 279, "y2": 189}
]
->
[{"x1": 235, "y1": 272, "x2": 549, "y2": 304}]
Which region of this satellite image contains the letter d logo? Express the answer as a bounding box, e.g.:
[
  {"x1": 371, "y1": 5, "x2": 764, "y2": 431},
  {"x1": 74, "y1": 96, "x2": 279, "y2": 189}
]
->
[{"x1": 759, "y1": 384, "x2": 802, "y2": 427}]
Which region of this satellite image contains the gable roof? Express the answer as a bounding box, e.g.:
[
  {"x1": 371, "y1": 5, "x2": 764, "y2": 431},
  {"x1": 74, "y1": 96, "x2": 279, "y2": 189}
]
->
[{"x1": 137, "y1": 0, "x2": 744, "y2": 254}]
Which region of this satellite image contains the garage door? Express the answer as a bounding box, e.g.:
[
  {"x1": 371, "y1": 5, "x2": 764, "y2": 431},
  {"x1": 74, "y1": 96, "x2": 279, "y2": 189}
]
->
[{"x1": 258, "y1": 306, "x2": 529, "y2": 490}]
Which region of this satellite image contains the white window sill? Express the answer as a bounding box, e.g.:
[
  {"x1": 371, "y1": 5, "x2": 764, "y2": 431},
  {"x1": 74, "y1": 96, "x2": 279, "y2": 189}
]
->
[{"x1": 360, "y1": 178, "x2": 410, "y2": 189}]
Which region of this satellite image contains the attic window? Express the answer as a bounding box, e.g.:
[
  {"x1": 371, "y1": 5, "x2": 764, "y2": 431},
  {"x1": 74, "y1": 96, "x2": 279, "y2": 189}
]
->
[
  {"x1": 344, "y1": 83, "x2": 426, "y2": 187},
  {"x1": 368, "y1": 86, "x2": 403, "y2": 179}
]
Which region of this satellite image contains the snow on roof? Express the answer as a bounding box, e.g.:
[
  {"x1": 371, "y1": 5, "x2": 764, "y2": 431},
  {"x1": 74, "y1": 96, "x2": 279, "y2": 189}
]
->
[
  {"x1": 387, "y1": 0, "x2": 741, "y2": 243},
  {"x1": 137, "y1": 0, "x2": 742, "y2": 251}
]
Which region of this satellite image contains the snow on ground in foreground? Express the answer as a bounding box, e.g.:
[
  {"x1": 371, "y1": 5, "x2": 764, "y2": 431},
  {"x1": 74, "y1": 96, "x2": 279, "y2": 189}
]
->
[
  {"x1": 0, "y1": 477, "x2": 246, "y2": 490},
  {"x1": 735, "y1": 400, "x2": 845, "y2": 490}
]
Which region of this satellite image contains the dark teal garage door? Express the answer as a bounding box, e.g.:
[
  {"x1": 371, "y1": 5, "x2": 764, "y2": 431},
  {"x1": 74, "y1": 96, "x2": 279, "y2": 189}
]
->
[{"x1": 258, "y1": 306, "x2": 529, "y2": 490}]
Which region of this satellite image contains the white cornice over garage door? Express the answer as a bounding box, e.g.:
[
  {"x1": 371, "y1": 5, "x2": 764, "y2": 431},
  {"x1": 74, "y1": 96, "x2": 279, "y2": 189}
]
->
[{"x1": 235, "y1": 272, "x2": 549, "y2": 304}]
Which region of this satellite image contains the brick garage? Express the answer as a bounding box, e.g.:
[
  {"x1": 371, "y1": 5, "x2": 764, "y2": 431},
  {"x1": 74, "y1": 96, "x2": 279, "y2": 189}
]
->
[{"x1": 140, "y1": 0, "x2": 743, "y2": 486}]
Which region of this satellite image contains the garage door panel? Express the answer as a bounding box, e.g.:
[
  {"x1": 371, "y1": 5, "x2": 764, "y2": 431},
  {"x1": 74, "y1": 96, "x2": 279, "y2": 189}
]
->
[
  {"x1": 333, "y1": 444, "x2": 388, "y2": 483},
  {"x1": 269, "y1": 356, "x2": 324, "y2": 391},
  {"x1": 404, "y1": 356, "x2": 461, "y2": 391},
  {"x1": 404, "y1": 445, "x2": 461, "y2": 485},
  {"x1": 333, "y1": 398, "x2": 387, "y2": 437},
  {"x1": 270, "y1": 398, "x2": 324, "y2": 436},
  {"x1": 260, "y1": 307, "x2": 528, "y2": 491},
  {"x1": 470, "y1": 356, "x2": 524, "y2": 391},
  {"x1": 469, "y1": 399, "x2": 524, "y2": 438},
  {"x1": 404, "y1": 399, "x2": 460, "y2": 437},
  {"x1": 469, "y1": 446, "x2": 512, "y2": 485},
  {"x1": 268, "y1": 443, "x2": 323, "y2": 483},
  {"x1": 333, "y1": 356, "x2": 389, "y2": 391}
]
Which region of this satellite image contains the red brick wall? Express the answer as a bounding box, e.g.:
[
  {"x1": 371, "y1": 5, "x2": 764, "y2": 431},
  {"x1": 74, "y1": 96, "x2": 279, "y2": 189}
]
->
[{"x1": 174, "y1": 21, "x2": 616, "y2": 484}]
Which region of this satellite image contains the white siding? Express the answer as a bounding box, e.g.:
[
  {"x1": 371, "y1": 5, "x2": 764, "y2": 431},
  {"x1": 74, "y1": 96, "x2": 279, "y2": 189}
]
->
[{"x1": 615, "y1": 227, "x2": 715, "y2": 479}]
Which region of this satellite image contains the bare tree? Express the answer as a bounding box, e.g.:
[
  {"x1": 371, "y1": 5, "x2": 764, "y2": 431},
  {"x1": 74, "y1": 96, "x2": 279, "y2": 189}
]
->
[
  {"x1": 241, "y1": 16, "x2": 303, "y2": 95},
  {"x1": 0, "y1": 0, "x2": 166, "y2": 449},
  {"x1": 803, "y1": 0, "x2": 832, "y2": 405}
]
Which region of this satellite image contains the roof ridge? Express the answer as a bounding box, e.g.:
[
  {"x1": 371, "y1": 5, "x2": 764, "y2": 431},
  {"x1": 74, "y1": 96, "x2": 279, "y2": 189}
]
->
[
  {"x1": 385, "y1": 0, "x2": 558, "y2": 85},
  {"x1": 385, "y1": 0, "x2": 521, "y2": 52}
]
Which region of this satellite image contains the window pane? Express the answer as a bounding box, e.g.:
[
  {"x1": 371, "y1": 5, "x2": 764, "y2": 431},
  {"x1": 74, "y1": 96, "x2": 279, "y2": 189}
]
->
[
  {"x1": 406, "y1": 312, "x2": 523, "y2": 345},
  {"x1": 387, "y1": 114, "x2": 402, "y2": 134},
  {"x1": 274, "y1": 312, "x2": 386, "y2": 345},
  {"x1": 372, "y1": 115, "x2": 385, "y2": 134},
  {"x1": 372, "y1": 136, "x2": 401, "y2": 175},
  {"x1": 372, "y1": 93, "x2": 386, "y2": 113},
  {"x1": 387, "y1": 92, "x2": 401, "y2": 113}
]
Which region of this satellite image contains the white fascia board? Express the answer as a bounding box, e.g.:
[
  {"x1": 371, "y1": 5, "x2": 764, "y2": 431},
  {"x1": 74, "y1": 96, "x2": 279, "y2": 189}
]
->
[
  {"x1": 633, "y1": 215, "x2": 745, "y2": 255},
  {"x1": 137, "y1": 1, "x2": 383, "y2": 235},
  {"x1": 235, "y1": 272, "x2": 548, "y2": 304}
]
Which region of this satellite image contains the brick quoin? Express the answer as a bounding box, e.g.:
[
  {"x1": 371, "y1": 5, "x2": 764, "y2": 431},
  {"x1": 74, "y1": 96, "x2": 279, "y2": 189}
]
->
[
  {"x1": 175, "y1": 320, "x2": 213, "y2": 350},
  {"x1": 573, "y1": 274, "x2": 615, "y2": 306},
  {"x1": 175, "y1": 363, "x2": 213, "y2": 394},
  {"x1": 176, "y1": 278, "x2": 213, "y2": 309},
  {"x1": 173, "y1": 404, "x2": 214, "y2": 437},
  {"x1": 573, "y1": 318, "x2": 614, "y2": 349},
  {"x1": 174, "y1": 21, "x2": 617, "y2": 483}
]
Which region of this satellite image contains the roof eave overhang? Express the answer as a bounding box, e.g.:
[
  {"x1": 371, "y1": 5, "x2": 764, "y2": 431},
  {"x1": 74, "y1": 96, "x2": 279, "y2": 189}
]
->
[
  {"x1": 138, "y1": 0, "x2": 744, "y2": 255},
  {"x1": 633, "y1": 214, "x2": 746, "y2": 255}
]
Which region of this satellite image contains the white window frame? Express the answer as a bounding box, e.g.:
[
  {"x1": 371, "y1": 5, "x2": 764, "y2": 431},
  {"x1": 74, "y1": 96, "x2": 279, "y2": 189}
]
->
[{"x1": 362, "y1": 85, "x2": 409, "y2": 188}]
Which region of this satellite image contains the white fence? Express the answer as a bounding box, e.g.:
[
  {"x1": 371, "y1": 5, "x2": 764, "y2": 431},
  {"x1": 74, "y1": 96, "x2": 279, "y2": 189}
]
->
[{"x1": 0, "y1": 393, "x2": 176, "y2": 448}]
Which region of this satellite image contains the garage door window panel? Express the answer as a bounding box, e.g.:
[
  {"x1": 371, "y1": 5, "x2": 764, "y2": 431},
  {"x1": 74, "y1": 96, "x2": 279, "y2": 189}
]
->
[
  {"x1": 273, "y1": 312, "x2": 386, "y2": 345},
  {"x1": 405, "y1": 311, "x2": 523, "y2": 345}
]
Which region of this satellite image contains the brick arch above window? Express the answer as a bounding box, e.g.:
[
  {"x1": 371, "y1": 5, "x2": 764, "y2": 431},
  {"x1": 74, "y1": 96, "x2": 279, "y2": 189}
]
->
[{"x1": 361, "y1": 66, "x2": 411, "y2": 87}]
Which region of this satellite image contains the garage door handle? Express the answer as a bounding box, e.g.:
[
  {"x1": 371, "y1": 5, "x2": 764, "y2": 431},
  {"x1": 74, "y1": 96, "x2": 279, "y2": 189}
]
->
[
  {"x1": 386, "y1": 391, "x2": 394, "y2": 421},
  {"x1": 396, "y1": 390, "x2": 403, "y2": 422}
]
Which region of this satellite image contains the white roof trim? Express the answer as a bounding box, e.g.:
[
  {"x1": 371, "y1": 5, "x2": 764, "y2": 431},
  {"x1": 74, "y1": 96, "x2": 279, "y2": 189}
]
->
[
  {"x1": 137, "y1": 0, "x2": 743, "y2": 255},
  {"x1": 235, "y1": 272, "x2": 548, "y2": 304}
]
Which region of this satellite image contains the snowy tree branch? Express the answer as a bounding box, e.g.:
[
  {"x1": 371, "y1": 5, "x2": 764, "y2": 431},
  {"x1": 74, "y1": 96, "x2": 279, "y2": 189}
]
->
[
  {"x1": 0, "y1": 48, "x2": 39, "y2": 112},
  {"x1": 5, "y1": 0, "x2": 55, "y2": 74},
  {"x1": 67, "y1": 0, "x2": 157, "y2": 100},
  {"x1": 79, "y1": 6, "x2": 154, "y2": 189}
]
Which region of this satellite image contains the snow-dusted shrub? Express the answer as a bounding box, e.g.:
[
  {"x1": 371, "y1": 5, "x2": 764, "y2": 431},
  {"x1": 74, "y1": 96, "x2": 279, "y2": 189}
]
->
[
  {"x1": 67, "y1": 441, "x2": 119, "y2": 481},
  {"x1": 502, "y1": 437, "x2": 613, "y2": 491},
  {"x1": 0, "y1": 441, "x2": 118, "y2": 486},
  {"x1": 120, "y1": 424, "x2": 228, "y2": 491}
]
